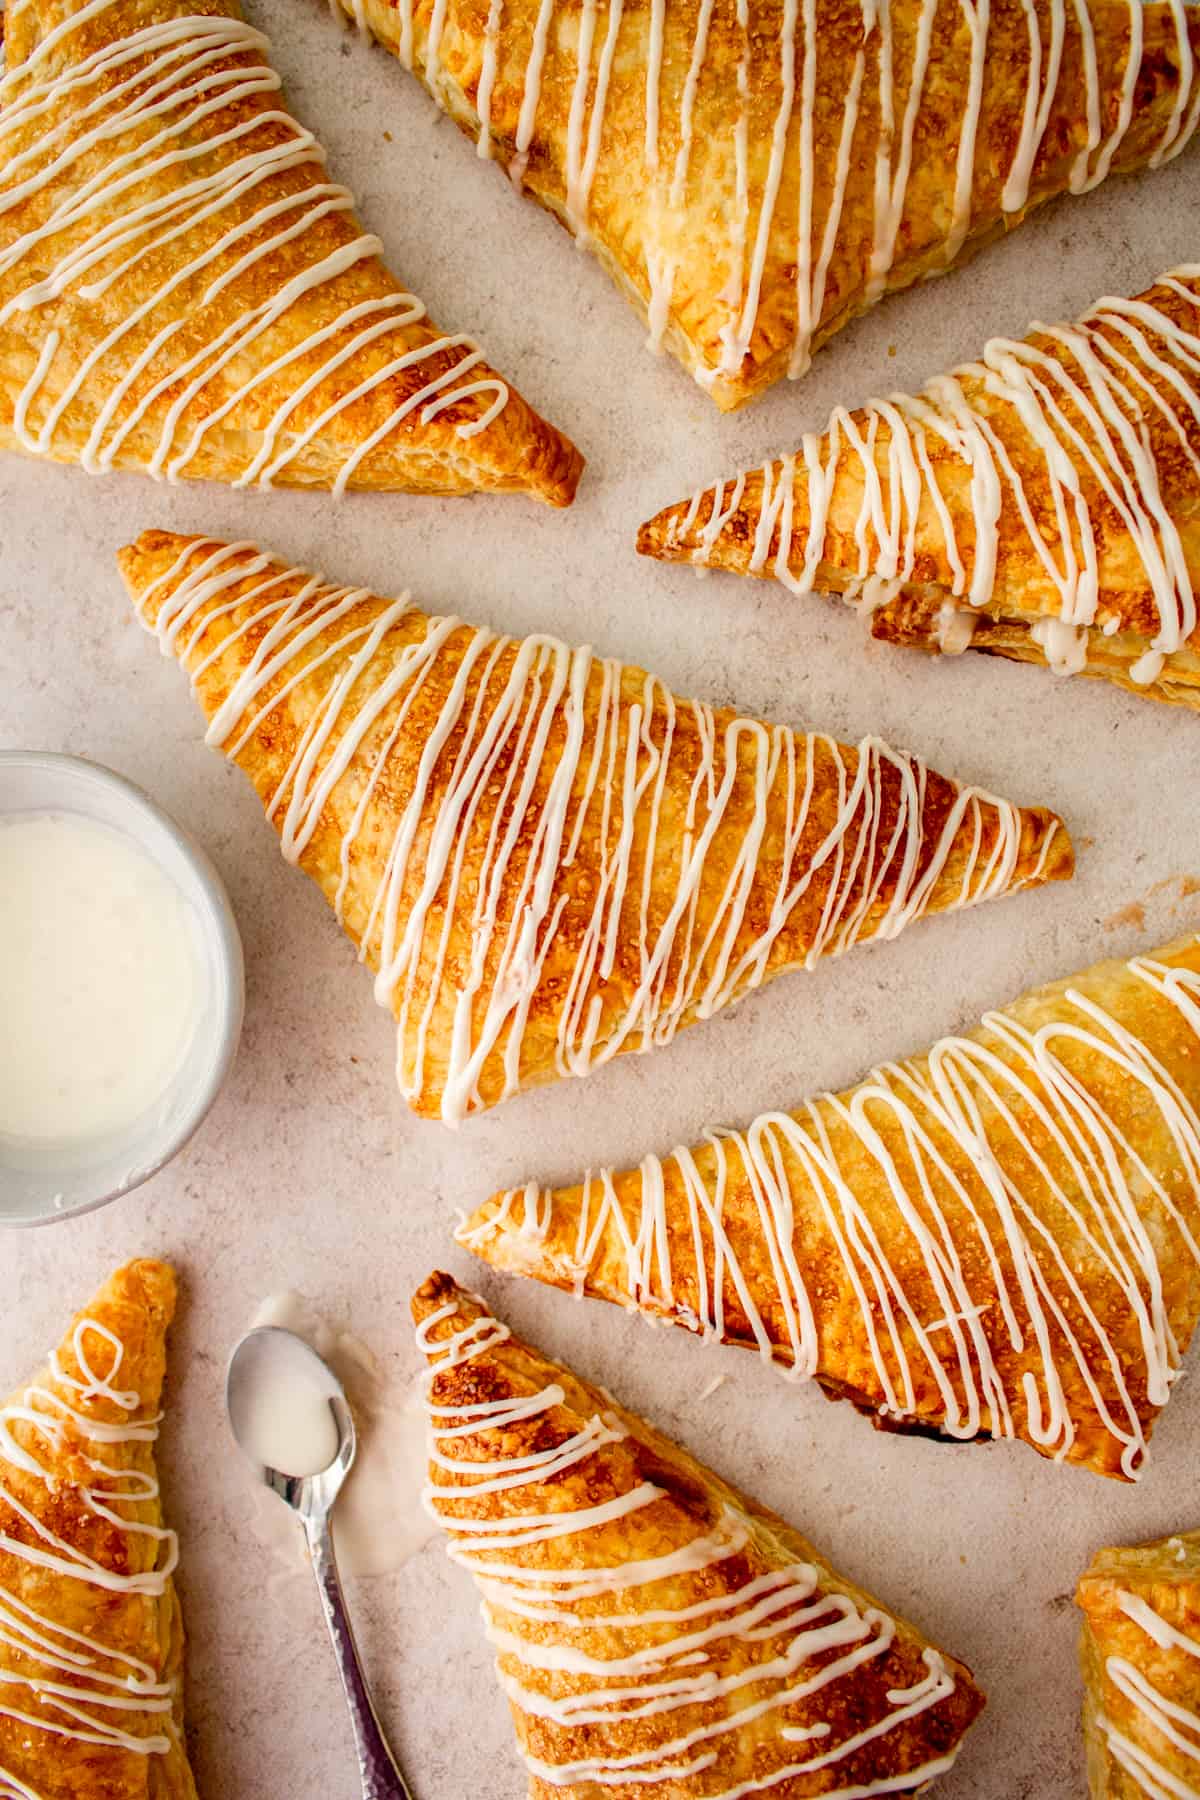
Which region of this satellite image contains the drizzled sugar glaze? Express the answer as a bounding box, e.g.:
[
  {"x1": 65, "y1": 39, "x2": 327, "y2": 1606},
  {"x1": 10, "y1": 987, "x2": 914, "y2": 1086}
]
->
[
  {"x1": 0, "y1": 1320, "x2": 178, "y2": 1800},
  {"x1": 344, "y1": 0, "x2": 1200, "y2": 391},
  {"x1": 1101, "y1": 1581, "x2": 1200, "y2": 1797},
  {"x1": 0, "y1": 0, "x2": 508, "y2": 485},
  {"x1": 416, "y1": 1295, "x2": 970, "y2": 1795},
  {"x1": 474, "y1": 945, "x2": 1200, "y2": 1476},
  {"x1": 668, "y1": 268, "x2": 1200, "y2": 683},
  {"x1": 136, "y1": 536, "x2": 1063, "y2": 1123}
]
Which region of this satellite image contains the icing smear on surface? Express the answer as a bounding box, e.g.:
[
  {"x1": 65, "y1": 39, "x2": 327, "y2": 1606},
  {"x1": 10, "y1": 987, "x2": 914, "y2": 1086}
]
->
[
  {"x1": 0, "y1": 0, "x2": 509, "y2": 485},
  {"x1": 0, "y1": 1319, "x2": 179, "y2": 1800},
  {"x1": 137, "y1": 537, "x2": 1062, "y2": 1123},
  {"x1": 473, "y1": 946, "x2": 1200, "y2": 1478},
  {"x1": 416, "y1": 1294, "x2": 968, "y2": 1796},
  {"x1": 244, "y1": 1294, "x2": 433, "y2": 1582}
]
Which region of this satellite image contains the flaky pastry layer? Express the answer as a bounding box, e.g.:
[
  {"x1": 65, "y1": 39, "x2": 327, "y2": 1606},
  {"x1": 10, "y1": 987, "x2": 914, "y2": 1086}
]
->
[
  {"x1": 463, "y1": 935, "x2": 1200, "y2": 1478},
  {"x1": 0, "y1": 1260, "x2": 196, "y2": 1800},
  {"x1": 639, "y1": 267, "x2": 1200, "y2": 707},
  {"x1": 0, "y1": 0, "x2": 581, "y2": 499},
  {"x1": 1077, "y1": 1526, "x2": 1200, "y2": 1797},
  {"x1": 414, "y1": 1272, "x2": 986, "y2": 1796},
  {"x1": 120, "y1": 528, "x2": 1070, "y2": 1122},
  {"x1": 334, "y1": 0, "x2": 1198, "y2": 407}
]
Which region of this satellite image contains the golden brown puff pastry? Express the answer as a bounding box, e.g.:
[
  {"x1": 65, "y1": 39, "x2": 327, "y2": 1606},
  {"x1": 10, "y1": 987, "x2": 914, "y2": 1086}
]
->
[
  {"x1": 1077, "y1": 1528, "x2": 1200, "y2": 1798},
  {"x1": 413, "y1": 1271, "x2": 986, "y2": 1798},
  {"x1": 639, "y1": 266, "x2": 1200, "y2": 707},
  {"x1": 0, "y1": 1259, "x2": 196, "y2": 1800},
  {"x1": 119, "y1": 527, "x2": 1071, "y2": 1123},
  {"x1": 460, "y1": 933, "x2": 1200, "y2": 1480},
  {"x1": 329, "y1": 0, "x2": 1199, "y2": 410},
  {"x1": 0, "y1": 0, "x2": 581, "y2": 501}
]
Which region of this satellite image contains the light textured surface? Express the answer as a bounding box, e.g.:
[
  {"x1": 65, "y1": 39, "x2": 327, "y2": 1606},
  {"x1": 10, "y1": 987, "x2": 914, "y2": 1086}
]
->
[{"x1": 0, "y1": 9, "x2": 1197, "y2": 1796}]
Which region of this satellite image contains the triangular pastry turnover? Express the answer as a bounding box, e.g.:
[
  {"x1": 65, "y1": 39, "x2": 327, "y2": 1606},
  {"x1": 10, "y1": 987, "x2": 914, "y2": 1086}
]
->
[
  {"x1": 1077, "y1": 1526, "x2": 1200, "y2": 1797},
  {"x1": 413, "y1": 1272, "x2": 986, "y2": 1797},
  {"x1": 119, "y1": 528, "x2": 1072, "y2": 1123},
  {"x1": 461, "y1": 934, "x2": 1200, "y2": 1479},
  {"x1": 0, "y1": 1259, "x2": 196, "y2": 1800},
  {"x1": 639, "y1": 266, "x2": 1200, "y2": 706},
  {"x1": 0, "y1": 0, "x2": 581, "y2": 500},
  {"x1": 332, "y1": 0, "x2": 1200, "y2": 409}
]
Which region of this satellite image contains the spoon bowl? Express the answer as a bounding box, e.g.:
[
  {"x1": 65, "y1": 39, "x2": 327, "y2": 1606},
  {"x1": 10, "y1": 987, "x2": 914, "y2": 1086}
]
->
[
  {"x1": 226, "y1": 1325, "x2": 414, "y2": 1799},
  {"x1": 226, "y1": 1325, "x2": 355, "y2": 1519}
]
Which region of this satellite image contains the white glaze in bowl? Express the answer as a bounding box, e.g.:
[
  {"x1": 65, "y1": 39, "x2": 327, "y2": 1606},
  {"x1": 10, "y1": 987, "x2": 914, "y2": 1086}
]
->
[{"x1": 0, "y1": 750, "x2": 244, "y2": 1226}]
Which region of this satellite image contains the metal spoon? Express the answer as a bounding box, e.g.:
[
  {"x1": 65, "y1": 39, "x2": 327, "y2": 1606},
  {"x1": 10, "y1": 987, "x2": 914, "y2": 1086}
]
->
[{"x1": 226, "y1": 1326, "x2": 414, "y2": 1800}]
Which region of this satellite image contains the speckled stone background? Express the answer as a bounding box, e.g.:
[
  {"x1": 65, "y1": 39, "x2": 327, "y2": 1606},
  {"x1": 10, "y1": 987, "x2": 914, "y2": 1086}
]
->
[{"x1": 2, "y1": 9, "x2": 1199, "y2": 1795}]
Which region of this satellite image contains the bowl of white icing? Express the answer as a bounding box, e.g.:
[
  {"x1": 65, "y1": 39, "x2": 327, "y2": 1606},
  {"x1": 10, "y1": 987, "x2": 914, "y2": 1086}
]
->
[{"x1": 0, "y1": 750, "x2": 244, "y2": 1226}]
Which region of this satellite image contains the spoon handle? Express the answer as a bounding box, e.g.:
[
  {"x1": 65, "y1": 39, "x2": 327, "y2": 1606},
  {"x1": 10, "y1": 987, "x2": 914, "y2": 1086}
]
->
[{"x1": 305, "y1": 1516, "x2": 415, "y2": 1800}]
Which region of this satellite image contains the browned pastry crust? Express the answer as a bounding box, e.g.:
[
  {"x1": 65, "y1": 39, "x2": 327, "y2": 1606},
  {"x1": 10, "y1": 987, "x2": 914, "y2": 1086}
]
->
[
  {"x1": 0, "y1": 1260, "x2": 196, "y2": 1800},
  {"x1": 333, "y1": 0, "x2": 1199, "y2": 408},
  {"x1": 1077, "y1": 1527, "x2": 1200, "y2": 1797},
  {"x1": 119, "y1": 527, "x2": 1071, "y2": 1122},
  {"x1": 414, "y1": 1272, "x2": 986, "y2": 1797},
  {"x1": 870, "y1": 598, "x2": 1200, "y2": 712},
  {"x1": 0, "y1": 0, "x2": 581, "y2": 500},
  {"x1": 638, "y1": 267, "x2": 1200, "y2": 707},
  {"x1": 461, "y1": 935, "x2": 1200, "y2": 1479}
]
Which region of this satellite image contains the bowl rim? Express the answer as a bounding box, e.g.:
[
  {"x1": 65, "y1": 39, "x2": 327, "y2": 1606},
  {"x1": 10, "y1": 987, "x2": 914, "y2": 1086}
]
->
[{"x1": 0, "y1": 748, "x2": 245, "y2": 1228}]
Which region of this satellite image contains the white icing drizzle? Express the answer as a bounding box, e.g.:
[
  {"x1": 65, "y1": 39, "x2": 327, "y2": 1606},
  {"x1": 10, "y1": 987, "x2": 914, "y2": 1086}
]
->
[
  {"x1": 1030, "y1": 616, "x2": 1088, "y2": 677},
  {"x1": 934, "y1": 603, "x2": 976, "y2": 655},
  {"x1": 416, "y1": 1295, "x2": 966, "y2": 1795},
  {"x1": 866, "y1": 0, "x2": 940, "y2": 304},
  {"x1": 476, "y1": 0, "x2": 506, "y2": 154},
  {"x1": 946, "y1": 0, "x2": 989, "y2": 259},
  {"x1": 718, "y1": 0, "x2": 798, "y2": 377},
  {"x1": 563, "y1": 0, "x2": 625, "y2": 238},
  {"x1": 365, "y1": 0, "x2": 1197, "y2": 389},
  {"x1": 674, "y1": 268, "x2": 1200, "y2": 682},
  {"x1": 476, "y1": 947, "x2": 1200, "y2": 1477},
  {"x1": 1099, "y1": 1578, "x2": 1200, "y2": 1799},
  {"x1": 0, "y1": 1320, "x2": 178, "y2": 1800},
  {"x1": 0, "y1": 0, "x2": 509, "y2": 483},
  {"x1": 137, "y1": 538, "x2": 1060, "y2": 1124}
]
